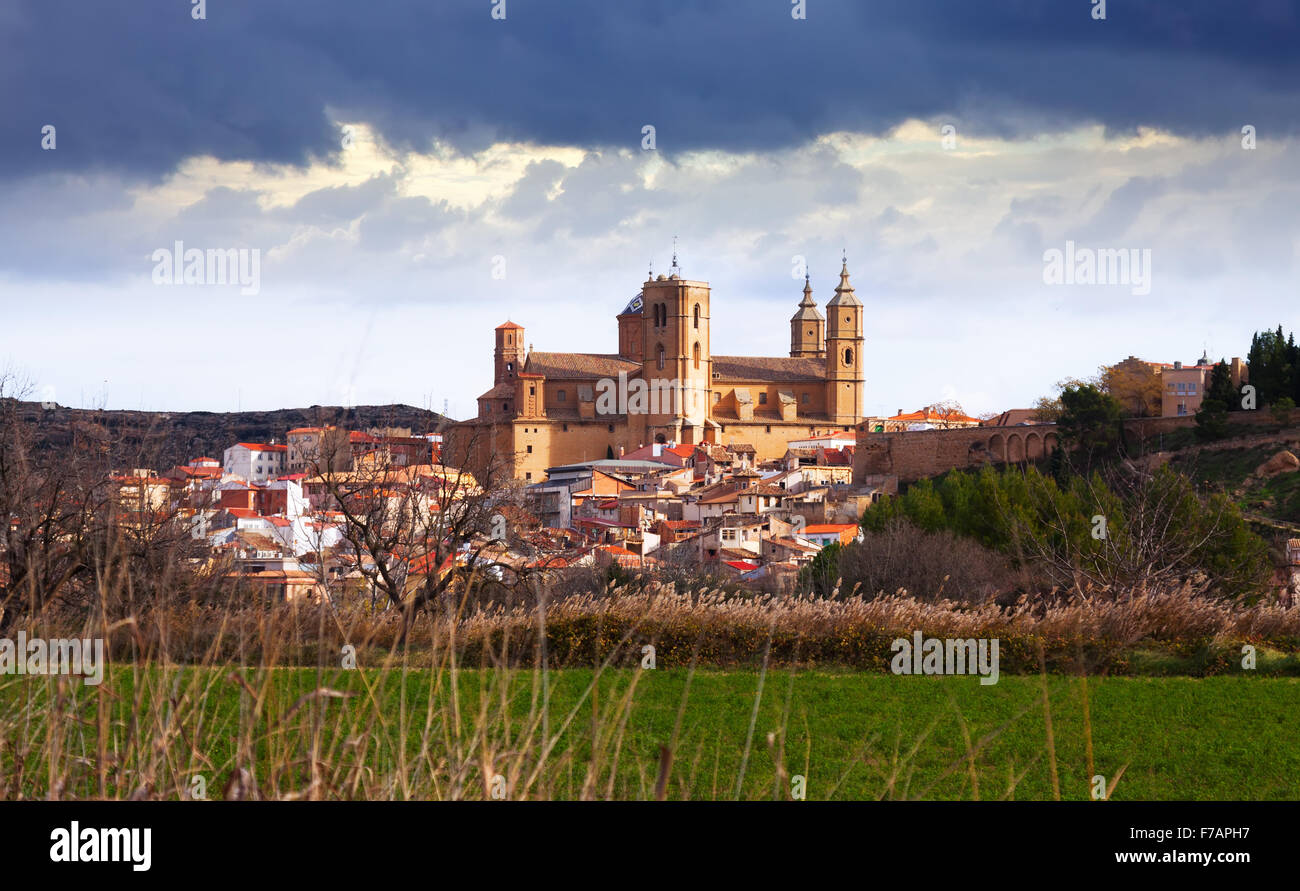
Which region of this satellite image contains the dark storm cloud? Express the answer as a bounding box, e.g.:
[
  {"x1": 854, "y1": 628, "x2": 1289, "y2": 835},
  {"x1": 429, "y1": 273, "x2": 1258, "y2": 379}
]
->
[{"x1": 3, "y1": 0, "x2": 1298, "y2": 182}]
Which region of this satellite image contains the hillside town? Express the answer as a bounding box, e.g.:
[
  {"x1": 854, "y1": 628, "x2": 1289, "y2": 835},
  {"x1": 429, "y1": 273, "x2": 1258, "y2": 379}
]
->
[{"x1": 98, "y1": 323, "x2": 1299, "y2": 607}]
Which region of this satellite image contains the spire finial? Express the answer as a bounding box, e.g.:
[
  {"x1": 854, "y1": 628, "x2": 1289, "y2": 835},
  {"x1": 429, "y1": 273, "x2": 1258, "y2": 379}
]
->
[{"x1": 670, "y1": 235, "x2": 679, "y2": 275}]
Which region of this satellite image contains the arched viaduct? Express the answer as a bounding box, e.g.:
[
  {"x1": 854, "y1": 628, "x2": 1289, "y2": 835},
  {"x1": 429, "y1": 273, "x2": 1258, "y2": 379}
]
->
[{"x1": 853, "y1": 424, "x2": 1060, "y2": 483}]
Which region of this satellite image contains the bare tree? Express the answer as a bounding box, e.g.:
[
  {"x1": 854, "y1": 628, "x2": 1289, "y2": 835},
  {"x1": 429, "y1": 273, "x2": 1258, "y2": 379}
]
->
[{"x1": 309, "y1": 424, "x2": 531, "y2": 644}]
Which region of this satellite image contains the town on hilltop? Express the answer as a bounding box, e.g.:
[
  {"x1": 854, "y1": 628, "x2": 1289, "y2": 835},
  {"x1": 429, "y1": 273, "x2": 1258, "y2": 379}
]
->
[{"x1": 86, "y1": 268, "x2": 1297, "y2": 606}]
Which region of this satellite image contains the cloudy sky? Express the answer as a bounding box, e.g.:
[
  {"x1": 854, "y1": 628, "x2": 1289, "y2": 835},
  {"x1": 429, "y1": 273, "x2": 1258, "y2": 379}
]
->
[{"x1": 2, "y1": 0, "x2": 1297, "y2": 420}]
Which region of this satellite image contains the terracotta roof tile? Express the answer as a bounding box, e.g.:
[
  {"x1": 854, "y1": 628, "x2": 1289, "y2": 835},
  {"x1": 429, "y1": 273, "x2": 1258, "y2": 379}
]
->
[
  {"x1": 525, "y1": 352, "x2": 640, "y2": 380},
  {"x1": 712, "y1": 356, "x2": 825, "y2": 383}
]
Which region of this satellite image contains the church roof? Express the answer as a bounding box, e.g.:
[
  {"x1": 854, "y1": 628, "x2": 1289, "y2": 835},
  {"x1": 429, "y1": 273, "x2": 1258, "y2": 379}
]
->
[
  {"x1": 712, "y1": 356, "x2": 826, "y2": 382},
  {"x1": 525, "y1": 352, "x2": 640, "y2": 380},
  {"x1": 826, "y1": 261, "x2": 861, "y2": 307},
  {"x1": 496, "y1": 320, "x2": 524, "y2": 330},
  {"x1": 477, "y1": 383, "x2": 515, "y2": 400},
  {"x1": 792, "y1": 277, "x2": 824, "y2": 321},
  {"x1": 620, "y1": 292, "x2": 644, "y2": 316}
]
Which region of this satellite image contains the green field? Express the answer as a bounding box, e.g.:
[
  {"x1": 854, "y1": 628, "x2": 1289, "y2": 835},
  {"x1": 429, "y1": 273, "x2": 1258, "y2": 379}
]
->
[{"x1": 2, "y1": 667, "x2": 1296, "y2": 800}]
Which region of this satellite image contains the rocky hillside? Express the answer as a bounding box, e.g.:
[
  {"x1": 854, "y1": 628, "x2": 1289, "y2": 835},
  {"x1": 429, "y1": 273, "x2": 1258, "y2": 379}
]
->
[{"x1": 7, "y1": 401, "x2": 450, "y2": 472}]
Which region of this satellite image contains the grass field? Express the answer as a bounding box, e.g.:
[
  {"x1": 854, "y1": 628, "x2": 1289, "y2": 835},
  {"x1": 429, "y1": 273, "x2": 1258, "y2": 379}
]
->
[{"x1": 3, "y1": 665, "x2": 1296, "y2": 801}]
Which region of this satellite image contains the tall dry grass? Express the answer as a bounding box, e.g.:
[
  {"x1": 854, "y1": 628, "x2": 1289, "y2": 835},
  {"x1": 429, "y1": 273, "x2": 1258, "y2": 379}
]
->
[{"x1": 0, "y1": 581, "x2": 1295, "y2": 801}]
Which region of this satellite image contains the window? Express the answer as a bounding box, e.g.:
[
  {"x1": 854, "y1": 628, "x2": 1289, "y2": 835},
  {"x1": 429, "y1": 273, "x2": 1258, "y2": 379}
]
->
[
  {"x1": 713, "y1": 392, "x2": 721, "y2": 403},
  {"x1": 506, "y1": 362, "x2": 513, "y2": 373},
  {"x1": 693, "y1": 304, "x2": 700, "y2": 329},
  {"x1": 759, "y1": 392, "x2": 768, "y2": 405},
  {"x1": 558, "y1": 389, "x2": 566, "y2": 402},
  {"x1": 525, "y1": 472, "x2": 532, "y2": 481},
  {"x1": 562, "y1": 424, "x2": 569, "y2": 432},
  {"x1": 801, "y1": 392, "x2": 810, "y2": 403},
  {"x1": 657, "y1": 343, "x2": 666, "y2": 371},
  {"x1": 608, "y1": 424, "x2": 615, "y2": 432},
  {"x1": 529, "y1": 385, "x2": 535, "y2": 396},
  {"x1": 843, "y1": 347, "x2": 854, "y2": 366},
  {"x1": 503, "y1": 402, "x2": 510, "y2": 413},
  {"x1": 527, "y1": 445, "x2": 533, "y2": 453},
  {"x1": 693, "y1": 341, "x2": 701, "y2": 369}
]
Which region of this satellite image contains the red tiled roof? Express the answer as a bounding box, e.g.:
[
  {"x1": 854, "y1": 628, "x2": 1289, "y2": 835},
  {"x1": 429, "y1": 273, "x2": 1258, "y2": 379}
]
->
[
  {"x1": 723, "y1": 560, "x2": 759, "y2": 571},
  {"x1": 496, "y1": 320, "x2": 524, "y2": 330},
  {"x1": 525, "y1": 352, "x2": 639, "y2": 380},
  {"x1": 598, "y1": 545, "x2": 637, "y2": 556},
  {"x1": 233, "y1": 442, "x2": 288, "y2": 452},
  {"x1": 712, "y1": 356, "x2": 825, "y2": 383},
  {"x1": 887, "y1": 409, "x2": 981, "y2": 424}
]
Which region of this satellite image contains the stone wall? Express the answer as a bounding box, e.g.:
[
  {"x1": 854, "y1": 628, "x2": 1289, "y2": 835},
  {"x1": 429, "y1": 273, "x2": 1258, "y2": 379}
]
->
[
  {"x1": 853, "y1": 410, "x2": 1298, "y2": 484},
  {"x1": 853, "y1": 424, "x2": 1060, "y2": 483}
]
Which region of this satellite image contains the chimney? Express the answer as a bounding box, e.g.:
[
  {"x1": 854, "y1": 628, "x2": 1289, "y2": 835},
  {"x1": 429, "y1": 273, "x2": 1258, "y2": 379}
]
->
[{"x1": 1173, "y1": 361, "x2": 1182, "y2": 370}]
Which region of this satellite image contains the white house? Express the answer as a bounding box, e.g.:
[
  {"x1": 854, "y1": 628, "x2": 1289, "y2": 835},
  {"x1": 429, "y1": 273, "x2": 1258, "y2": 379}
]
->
[
  {"x1": 223, "y1": 442, "x2": 288, "y2": 483},
  {"x1": 786, "y1": 432, "x2": 857, "y2": 450}
]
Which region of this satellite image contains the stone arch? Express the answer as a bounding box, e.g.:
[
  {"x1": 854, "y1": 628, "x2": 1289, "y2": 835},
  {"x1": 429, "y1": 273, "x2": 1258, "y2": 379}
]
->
[
  {"x1": 1043, "y1": 432, "x2": 1059, "y2": 455},
  {"x1": 1025, "y1": 432, "x2": 1044, "y2": 460},
  {"x1": 988, "y1": 433, "x2": 1007, "y2": 462},
  {"x1": 1007, "y1": 433, "x2": 1025, "y2": 463}
]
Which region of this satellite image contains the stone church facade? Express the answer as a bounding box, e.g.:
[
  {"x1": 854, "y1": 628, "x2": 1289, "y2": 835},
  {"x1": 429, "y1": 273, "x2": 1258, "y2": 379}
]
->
[{"x1": 446, "y1": 262, "x2": 866, "y2": 481}]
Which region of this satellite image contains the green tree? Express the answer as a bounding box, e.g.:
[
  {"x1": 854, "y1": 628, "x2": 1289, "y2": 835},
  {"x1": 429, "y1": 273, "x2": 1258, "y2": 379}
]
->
[
  {"x1": 1247, "y1": 326, "x2": 1296, "y2": 406},
  {"x1": 1195, "y1": 397, "x2": 1229, "y2": 441},
  {"x1": 799, "y1": 542, "x2": 841, "y2": 597},
  {"x1": 1272, "y1": 395, "x2": 1296, "y2": 426},
  {"x1": 1206, "y1": 359, "x2": 1236, "y2": 410},
  {"x1": 1057, "y1": 384, "x2": 1125, "y2": 471}
]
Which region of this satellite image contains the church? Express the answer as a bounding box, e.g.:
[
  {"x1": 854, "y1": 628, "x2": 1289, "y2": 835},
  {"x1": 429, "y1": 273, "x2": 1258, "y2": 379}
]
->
[{"x1": 446, "y1": 259, "x2": 866, "y2": 481}]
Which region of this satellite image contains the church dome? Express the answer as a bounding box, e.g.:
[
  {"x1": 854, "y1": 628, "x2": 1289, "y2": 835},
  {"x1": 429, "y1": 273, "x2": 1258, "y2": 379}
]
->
[{"x1": 621, "y1": 291, "x2": 644, "y2": 315}]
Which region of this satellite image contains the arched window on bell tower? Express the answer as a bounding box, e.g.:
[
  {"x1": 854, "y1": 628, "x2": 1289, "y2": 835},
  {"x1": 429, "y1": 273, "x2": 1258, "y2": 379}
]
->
[
  {"x1": 693, "y1": 303, "x2": 700, "y2": 329},
  {"x1": 693, "y1": 341, "x2": 701, "y2": 369},
  {"x1": 657, "y1": 343, "x2": 666, "y2": 371}
]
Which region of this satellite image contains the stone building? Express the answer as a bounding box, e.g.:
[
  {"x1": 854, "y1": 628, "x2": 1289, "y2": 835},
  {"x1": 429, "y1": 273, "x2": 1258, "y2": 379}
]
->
[{"x1": 447, "y1": 262, "x2": 868, "y2": 481}]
